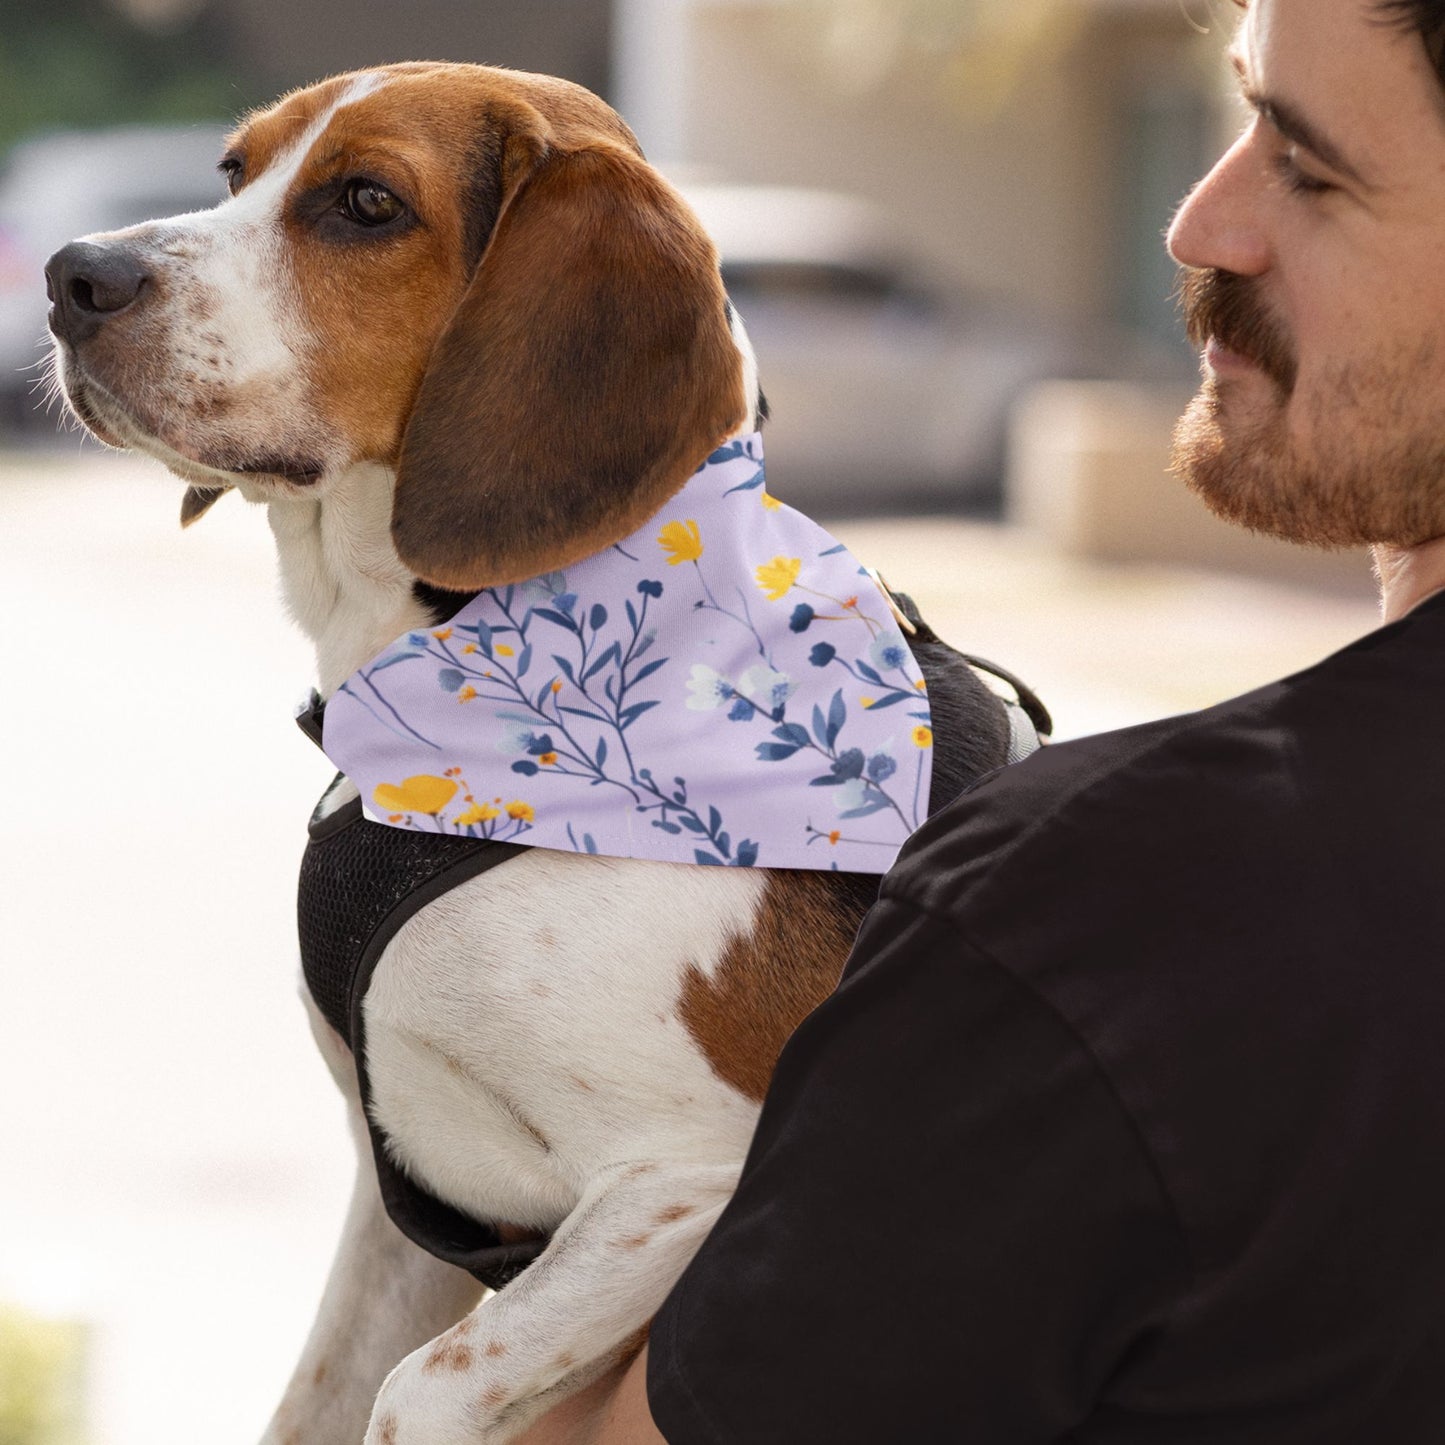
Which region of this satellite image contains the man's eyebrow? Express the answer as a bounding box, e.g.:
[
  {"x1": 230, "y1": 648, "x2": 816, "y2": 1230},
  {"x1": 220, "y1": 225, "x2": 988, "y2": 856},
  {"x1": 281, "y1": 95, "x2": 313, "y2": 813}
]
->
[{"x1": 1228, "y1": 50, "x2": 1371, "y2": 188}]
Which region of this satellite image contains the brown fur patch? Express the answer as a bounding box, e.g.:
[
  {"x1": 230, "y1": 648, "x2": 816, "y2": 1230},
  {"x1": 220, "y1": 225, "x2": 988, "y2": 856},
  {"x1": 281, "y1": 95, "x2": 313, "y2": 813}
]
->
[
  {"x1": 653, "y1": 1202, "x2": 698, "y2": 1226},
  {"x1": 485, "y1": 1339, "x2": 508, "y2": 1358},
  {"x1": 480, "y1": 1383, "x2": 510, "y2": 1409},
  {"x1": 616, "y1": 1232, "x2": 653, "y2": 1250},
  {"x1": 678, "y1": 871, "x2": 869, "y2": 1102},
  {"x1": 375, "y1": 1416, "x2": 398, "y2": 1445}
]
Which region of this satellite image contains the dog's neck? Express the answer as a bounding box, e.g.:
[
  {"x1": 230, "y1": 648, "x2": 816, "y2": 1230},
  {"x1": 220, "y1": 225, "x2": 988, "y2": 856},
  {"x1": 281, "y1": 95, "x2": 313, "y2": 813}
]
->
[{"x1": 263, "y1": 462, "x2": 429, "y2": 698}]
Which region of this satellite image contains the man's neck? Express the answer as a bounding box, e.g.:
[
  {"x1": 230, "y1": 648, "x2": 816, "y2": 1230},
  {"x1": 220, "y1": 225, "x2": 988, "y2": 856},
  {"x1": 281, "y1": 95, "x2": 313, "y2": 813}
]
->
[{"x1": 1373, "y1": 535, "x2": 1445, "y2": 623}]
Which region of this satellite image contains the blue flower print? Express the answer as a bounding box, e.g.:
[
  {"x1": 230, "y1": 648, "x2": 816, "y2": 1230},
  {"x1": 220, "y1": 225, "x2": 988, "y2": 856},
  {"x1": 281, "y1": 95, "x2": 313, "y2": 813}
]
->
[{"x1": 869, "y1": 631, "x2": 911, "y2": 673}]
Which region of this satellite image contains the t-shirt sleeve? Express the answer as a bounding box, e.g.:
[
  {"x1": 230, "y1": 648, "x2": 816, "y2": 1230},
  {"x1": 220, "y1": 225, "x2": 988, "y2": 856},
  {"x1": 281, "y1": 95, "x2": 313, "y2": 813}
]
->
[{"x1": 647, "y1": 897, "x2": 1190, "y2": 1444}]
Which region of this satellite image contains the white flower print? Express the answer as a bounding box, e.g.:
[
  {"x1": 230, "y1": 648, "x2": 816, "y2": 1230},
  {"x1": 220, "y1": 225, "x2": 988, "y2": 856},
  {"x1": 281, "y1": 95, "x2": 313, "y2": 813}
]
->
[
  {"x1": 685, "y1": 663, "x2": 734, "y2": 711},
  {"x1": 738, "y1": 664, "x2": 797, "y2": 714}
]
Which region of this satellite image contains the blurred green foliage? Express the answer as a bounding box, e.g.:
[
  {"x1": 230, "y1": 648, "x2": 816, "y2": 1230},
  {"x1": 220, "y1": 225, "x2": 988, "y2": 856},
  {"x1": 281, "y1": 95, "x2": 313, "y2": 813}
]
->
[
  {"x1": 0, "y1": 1305, "x2": 87, "y2": 1445},
  {"x1": 0, "y1": 0, "x2": 263, "y2": 158}
]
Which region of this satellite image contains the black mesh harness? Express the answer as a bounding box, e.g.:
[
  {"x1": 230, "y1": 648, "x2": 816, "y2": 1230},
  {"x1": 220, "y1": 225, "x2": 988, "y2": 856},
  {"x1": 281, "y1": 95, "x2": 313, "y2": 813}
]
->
[{"x1": 296, "y1": 703, "x2": 546, "y2": 1290}]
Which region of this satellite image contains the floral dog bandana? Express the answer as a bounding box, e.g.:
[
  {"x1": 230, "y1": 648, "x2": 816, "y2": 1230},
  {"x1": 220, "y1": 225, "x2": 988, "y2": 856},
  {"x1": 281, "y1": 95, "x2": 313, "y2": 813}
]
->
[{"x1": 320, "y1": 434, "x2": 933, "y2": 872}]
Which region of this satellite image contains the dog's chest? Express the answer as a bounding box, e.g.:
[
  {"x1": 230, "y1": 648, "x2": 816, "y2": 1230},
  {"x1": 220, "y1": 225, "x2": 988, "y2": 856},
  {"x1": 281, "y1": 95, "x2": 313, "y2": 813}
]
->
[{"x1": 358, "y1": 847, "x2": 768, "y2": 1229}]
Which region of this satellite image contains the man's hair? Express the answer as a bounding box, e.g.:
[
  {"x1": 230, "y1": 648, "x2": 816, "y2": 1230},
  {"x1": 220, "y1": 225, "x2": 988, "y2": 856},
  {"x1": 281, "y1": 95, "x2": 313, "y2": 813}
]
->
[
  {"x1": 1233, "y1": 1, "x2": 1445, "y2": 88},
  {"x1": 1376, "y1": 1, "x2": 1445, "y2": 84}
]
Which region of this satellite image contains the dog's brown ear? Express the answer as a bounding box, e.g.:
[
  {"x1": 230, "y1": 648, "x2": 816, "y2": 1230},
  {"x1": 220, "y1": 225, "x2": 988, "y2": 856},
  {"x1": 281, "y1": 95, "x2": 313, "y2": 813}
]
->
[
  {"x1": 180, "y1": 485, "x2": 229, "y2": 527},
  {"x1": 391, "y1": 138, "x2": 746, "y2": 590}
]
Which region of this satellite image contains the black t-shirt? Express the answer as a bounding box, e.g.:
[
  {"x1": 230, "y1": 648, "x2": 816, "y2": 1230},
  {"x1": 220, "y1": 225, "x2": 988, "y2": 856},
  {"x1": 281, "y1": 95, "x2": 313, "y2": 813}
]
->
[{"x1": 648, "y1": 590, "x2": 1445, "y2": 1443}]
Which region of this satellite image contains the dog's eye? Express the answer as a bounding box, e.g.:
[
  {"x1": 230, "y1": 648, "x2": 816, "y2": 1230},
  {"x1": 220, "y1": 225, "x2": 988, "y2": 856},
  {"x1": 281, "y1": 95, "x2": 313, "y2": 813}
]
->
[
  {"x1": 340, "y1": 180, "x2": 405, "y2": 226},
  {"x1": 218, "y1": 156, "x2": 244, "y2": 196}
]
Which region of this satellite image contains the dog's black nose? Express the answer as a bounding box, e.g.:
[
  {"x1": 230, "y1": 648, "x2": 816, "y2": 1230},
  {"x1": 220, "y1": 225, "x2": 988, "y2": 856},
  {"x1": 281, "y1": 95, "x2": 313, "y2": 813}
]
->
[{"x1": 45, "y1": 241, "x2": 152, "y2": 345}]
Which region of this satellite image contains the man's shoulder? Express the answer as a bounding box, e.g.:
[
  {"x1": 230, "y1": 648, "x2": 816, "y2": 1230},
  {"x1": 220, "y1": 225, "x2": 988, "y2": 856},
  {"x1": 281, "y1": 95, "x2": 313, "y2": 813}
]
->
[
  {"x1": 888, "y1": 676, "x2": 1300, "y2": 926},
  {"x1": 890, "y1": 594, "x2": 1442, "y2": 929}
]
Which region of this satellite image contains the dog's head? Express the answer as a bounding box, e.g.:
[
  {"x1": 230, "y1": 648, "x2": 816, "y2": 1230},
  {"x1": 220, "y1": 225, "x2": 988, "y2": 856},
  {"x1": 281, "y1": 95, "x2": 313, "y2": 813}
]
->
[{"x1": 46, "y1": 63, "x2": 749, "y2": 588}]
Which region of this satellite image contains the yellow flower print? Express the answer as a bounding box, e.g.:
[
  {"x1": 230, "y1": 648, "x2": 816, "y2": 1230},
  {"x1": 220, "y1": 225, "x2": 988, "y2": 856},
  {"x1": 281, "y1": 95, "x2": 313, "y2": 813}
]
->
[
  {"x1": 538, "y1": 752, "x2": 558, "y2": 766},
  {"x1": 506, "y1": 800, "x2": 535, "y2": 822},
  {"x1": 496, "y1": 644, "x2": 515, "y2": 657},
  {"x1": 455, "y1": 802, "x2": 501, "y2": 827},
  {"x1": 915, "y1": 678, "x2": 928, "y2": 691},
  {"x1": 860, "y1": 696, "x2": 876, "y2": 709},
  {"x1": 432, "y1": 628, "x2": 453, "y2": 641},
  {"x1": 755, "y1": 555, "x2": 801, "y2": 601},
  {"x1": 658, "y1": 519, "x2": 703, "y2": 565},
  {"x1": 458, "y1": 685, "x2": 478, "y2": 703},
  {"x1": 463, "y1": 643, "x2": 478, "y2": 654},
  {"x1": 551, "y1": 679, "x2": 563, "y2": 694},
  {"x1": 373, "y1": 775, "x2": 459, "y2": 816},
  {"x1": 760, "y1": 492, "x2": 782, "y2": 511},
  {"x1": 912, "y1": 725, "x2": 934, "y2": 749}
]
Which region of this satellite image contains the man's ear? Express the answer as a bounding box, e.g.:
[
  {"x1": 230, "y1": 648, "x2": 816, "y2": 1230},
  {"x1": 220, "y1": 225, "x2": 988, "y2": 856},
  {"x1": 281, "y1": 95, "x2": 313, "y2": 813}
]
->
[
  {"x1": 389, "y1": 139, "x2": 746, "y2": 591},
  {"x1": 180, "y1": 485, "x2": 229, "y2": 527}
]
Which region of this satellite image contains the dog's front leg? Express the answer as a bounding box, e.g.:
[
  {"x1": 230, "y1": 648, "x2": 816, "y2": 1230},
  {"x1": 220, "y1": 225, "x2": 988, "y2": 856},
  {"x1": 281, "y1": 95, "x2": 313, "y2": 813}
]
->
[
  {"x1": 363, "y1": 1158, "x2": 740, "y2": 1445},
  {"x1": 261, "y1": 997, "x2": 485, "y2": 1445}
]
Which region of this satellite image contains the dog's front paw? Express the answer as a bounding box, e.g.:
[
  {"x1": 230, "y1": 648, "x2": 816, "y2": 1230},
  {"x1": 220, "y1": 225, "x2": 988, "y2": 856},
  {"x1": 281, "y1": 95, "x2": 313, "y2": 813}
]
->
[{"x1": 364, "y1": 1322, "x2": 526, "y2": 1445}]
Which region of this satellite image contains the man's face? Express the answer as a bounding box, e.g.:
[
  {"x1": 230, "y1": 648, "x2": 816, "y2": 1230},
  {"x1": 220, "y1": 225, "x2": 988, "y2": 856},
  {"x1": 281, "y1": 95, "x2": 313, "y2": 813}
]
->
[{"x1": 1169, "y1": 0, "x2": 1445, "y2": 548}]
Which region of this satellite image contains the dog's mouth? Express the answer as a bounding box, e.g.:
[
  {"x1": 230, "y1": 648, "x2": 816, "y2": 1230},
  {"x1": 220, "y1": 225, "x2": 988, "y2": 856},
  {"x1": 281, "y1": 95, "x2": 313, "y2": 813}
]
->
[
  {"x1": 62, "y1": 370, "x2": 328, "y2": 490},
  {"x1": 229, "y1": 458, "x2": 325, "y2": 487}
]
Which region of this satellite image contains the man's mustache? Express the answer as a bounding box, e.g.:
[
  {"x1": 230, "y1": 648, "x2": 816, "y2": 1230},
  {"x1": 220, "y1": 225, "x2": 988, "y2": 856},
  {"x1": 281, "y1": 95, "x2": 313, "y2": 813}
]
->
[{"x1": 1176, "y1": 268, "x2": 1298, "y2": 394}]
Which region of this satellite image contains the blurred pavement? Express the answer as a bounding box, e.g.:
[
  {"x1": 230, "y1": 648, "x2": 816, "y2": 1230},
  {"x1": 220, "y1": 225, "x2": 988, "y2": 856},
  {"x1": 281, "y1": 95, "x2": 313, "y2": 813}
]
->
[{"x1": 0, "y1": 445, "x2": 1382, "y2": 1445}]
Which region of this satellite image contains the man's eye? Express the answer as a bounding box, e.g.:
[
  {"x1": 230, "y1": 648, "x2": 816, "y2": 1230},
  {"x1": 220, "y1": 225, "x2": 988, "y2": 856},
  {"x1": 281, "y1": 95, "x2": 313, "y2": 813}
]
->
[
  {"x1": 340, "y1": 179, "x2": 406, "y2": 225},
  {"x1": 1272, "y1": 150, "x2": 1333, "y2": 196}
]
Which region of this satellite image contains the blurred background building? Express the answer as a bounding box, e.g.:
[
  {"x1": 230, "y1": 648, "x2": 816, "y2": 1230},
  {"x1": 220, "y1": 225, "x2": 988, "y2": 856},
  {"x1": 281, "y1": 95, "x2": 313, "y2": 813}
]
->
[{"x1": 0, "y1": 4, "x2": 1384, "y2": 1443}]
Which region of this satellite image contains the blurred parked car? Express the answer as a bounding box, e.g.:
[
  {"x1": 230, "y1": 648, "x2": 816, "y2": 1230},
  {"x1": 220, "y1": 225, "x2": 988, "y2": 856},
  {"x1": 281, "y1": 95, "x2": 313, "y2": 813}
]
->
[
  {"x1": 0, "y1": 124, "x2": 229, "y2": 429},
  {"x1": 680, "y1": 183, "x2": 1092, "y2": 512}
]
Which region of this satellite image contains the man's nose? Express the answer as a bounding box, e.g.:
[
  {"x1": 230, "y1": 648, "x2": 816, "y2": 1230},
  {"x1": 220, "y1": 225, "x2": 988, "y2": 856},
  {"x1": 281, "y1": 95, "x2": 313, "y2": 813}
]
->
[
  {"x1": 1167, "y1": 133, "x2": 1270, "y2": 278},
  {"x1": 45, "y1": 240, "x2": 153, "y2": 346}
]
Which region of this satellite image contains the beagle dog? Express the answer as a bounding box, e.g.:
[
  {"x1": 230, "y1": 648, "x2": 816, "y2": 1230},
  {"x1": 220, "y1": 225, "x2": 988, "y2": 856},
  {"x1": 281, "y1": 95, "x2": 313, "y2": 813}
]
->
[{"x1": 45, "y1": 63, "x2": 1039, "y2": 1444}]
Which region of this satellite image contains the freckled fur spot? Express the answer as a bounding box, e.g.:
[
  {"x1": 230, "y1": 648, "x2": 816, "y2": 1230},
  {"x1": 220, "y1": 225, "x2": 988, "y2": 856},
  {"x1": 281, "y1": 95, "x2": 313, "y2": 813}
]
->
[
  {"x1": 555, "y1": 1351, "x2": 576, "y2": 1372},
  {"x1": 617, "y1": 1232, "x2": 653, "y2": 1250},
  {"x1": 377, "y1": 1417, "x2": 398, "y2": 1445},
  {"x1": 485, "y1": 1339, "x2": 508, "y2": 1357},
  {"x1": 653, "y1": 1203, "x2": 697, "y2": 1226},
  {"x1": 424, "y1": 1338, "x2": 474, "y2": 1373},
  {"x1": 571, "y1": 1075, "x2": 595, "y2": 1091},
  {"x1": 481, "y1": 1383, "x2": 509, "y2": 1409}
]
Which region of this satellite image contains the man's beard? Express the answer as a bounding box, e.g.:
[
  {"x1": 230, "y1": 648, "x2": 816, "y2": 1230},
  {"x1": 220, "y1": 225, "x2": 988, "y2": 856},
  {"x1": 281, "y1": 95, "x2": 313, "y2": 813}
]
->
[{"x1": 1171, "y1": 267, "x2": 1445, "y2": 549}]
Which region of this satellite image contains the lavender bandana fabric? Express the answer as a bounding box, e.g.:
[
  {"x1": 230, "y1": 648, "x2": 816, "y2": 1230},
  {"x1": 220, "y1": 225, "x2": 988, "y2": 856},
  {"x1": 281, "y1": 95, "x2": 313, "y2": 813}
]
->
[{"x1": 320, "y1": 434, "x2": 934, "y2": 872}]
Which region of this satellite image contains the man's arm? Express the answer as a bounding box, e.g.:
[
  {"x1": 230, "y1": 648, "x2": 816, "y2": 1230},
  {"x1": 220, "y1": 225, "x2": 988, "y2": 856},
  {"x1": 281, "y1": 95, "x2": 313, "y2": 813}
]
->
[
  {"x1": 511, "y1": 1346, "x2": 659, "y2": 1445},
  {"x1": 643, "y1": 900, "x2": 1190, "y2": 1442}
]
